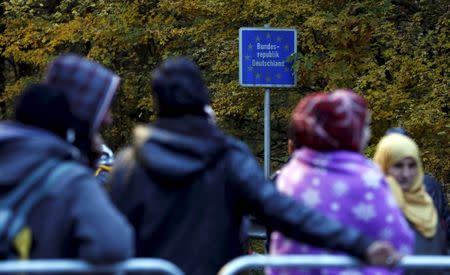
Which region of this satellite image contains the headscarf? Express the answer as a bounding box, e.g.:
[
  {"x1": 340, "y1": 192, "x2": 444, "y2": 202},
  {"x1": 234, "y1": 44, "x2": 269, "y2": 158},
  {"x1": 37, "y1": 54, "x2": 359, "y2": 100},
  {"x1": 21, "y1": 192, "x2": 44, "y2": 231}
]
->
[
  {"x1": 374, "y1": 133, "x2": 437, "y2": 238},
  {"x1": 291, "y1": 89, "x2": 368, "y2": 152}
]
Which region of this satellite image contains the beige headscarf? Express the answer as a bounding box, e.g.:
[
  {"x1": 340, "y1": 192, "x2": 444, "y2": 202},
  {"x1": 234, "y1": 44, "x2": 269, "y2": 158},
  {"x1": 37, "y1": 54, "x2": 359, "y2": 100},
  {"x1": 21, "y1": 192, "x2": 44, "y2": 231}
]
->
[{"x1": 374, "y1": 133, "x2": 437, "y2": 238}]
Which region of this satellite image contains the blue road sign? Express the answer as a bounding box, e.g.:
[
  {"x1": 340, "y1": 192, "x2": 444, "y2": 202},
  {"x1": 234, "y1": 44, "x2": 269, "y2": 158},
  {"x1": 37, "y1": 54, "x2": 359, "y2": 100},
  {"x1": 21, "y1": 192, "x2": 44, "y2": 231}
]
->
[{"x1": 239, "y1": 27, "x2": 297, "y2": 87}]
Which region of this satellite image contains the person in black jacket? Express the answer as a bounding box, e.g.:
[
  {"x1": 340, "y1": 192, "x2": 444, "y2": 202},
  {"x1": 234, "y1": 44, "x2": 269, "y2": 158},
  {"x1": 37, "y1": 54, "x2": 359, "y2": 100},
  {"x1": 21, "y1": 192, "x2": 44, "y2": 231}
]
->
[
  {"x1": 110, "y1": 57, "x2": 401, "y2": 275},
  {"x1": 0, "y1": 80, "x2": 133, "y2": 262}
]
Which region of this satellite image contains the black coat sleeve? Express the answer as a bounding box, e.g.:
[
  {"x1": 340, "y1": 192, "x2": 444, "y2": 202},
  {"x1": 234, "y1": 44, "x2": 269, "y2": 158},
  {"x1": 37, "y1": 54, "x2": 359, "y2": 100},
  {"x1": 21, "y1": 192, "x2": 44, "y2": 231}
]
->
[
  {"x1": 70, "y1": 173, "x2": 135, "y2": 263},
  {"x1": 228, "y1": 145, "x2": 373, "y2": 261},
  {"x1": 424, "y1": 174, "x2": 450, "y2": 246}
]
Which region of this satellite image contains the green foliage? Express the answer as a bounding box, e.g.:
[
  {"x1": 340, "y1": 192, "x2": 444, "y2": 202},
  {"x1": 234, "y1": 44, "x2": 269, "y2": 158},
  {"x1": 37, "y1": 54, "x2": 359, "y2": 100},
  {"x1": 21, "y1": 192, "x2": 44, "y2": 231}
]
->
[{"x1": 0, "y1": 0, "x2": 448, "y2": 189}]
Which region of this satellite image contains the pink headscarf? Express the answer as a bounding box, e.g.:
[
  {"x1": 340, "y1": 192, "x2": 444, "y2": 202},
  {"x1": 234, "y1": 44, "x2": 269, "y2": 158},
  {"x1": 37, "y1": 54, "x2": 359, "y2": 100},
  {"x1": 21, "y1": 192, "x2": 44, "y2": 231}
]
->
[{"x1": 292, "y1": 89, "x2": 368, "y2": 152}]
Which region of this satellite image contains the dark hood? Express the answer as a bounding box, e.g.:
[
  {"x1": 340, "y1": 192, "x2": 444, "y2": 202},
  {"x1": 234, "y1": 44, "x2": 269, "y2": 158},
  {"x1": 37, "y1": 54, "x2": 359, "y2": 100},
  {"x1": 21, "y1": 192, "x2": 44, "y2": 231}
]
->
[
  {"x1": 45, "y1": 54, "x2": 120, "y2": 136},
  {"x1": 133, "y1": 116, "x2": 229, "y2": 185},
  {"x1": 0, "y1": 121, "x2": 82, "y2": 188}
]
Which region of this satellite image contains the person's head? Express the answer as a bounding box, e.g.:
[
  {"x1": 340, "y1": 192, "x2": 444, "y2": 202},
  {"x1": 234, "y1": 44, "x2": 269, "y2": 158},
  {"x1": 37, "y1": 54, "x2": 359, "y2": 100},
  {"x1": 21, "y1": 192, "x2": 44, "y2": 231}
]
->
[
  {"x1": 151, "y1": 57, "x2": 212, "y2": 119},
  {"x1": 385, "y1": 127, "x2": 409, "y2": 136},
  {"x1": 45, "y1": 54, "x2": 120, "y2": 135},
  {"x1": 374, "y1": 133, "x2": 423, "y2": 192},
  {"x1": 291, "y1": 89, "x2": 370, "y2": 152},
  {"x1": 14, "y1": 83, "x2": 75, "y2": 139},
  {"x1": 45, "y1": 54, "x2": 120, "y2": 164}
]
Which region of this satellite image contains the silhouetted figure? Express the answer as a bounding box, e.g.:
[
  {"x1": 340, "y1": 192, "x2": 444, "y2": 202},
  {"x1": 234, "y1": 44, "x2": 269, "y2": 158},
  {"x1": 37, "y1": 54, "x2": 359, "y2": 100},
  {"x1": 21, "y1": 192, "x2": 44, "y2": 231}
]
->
[{"x1": 0, "y1": 77, "x2": 133, "y2": 263}]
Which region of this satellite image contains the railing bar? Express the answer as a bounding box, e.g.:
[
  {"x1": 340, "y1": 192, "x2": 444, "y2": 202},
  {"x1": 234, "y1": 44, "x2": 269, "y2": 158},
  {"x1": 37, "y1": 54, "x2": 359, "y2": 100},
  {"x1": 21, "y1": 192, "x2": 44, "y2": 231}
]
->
[
  {"x1": 218, "y1": 255, "x2": 450, "y2": 275},
  {"x1": 0, "y1": 259, "x2": 184, "y2": 275},
  {"x1": 1, "y1": 256, "x2": 449, "y2": 275}
]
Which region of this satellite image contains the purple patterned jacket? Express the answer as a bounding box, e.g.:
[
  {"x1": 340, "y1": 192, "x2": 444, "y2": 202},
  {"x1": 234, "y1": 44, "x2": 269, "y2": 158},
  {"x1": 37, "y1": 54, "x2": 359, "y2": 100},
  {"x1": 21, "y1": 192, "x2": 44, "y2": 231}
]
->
[{"x1": 268, "y1": 148, "x2": 414, "y2": 275}]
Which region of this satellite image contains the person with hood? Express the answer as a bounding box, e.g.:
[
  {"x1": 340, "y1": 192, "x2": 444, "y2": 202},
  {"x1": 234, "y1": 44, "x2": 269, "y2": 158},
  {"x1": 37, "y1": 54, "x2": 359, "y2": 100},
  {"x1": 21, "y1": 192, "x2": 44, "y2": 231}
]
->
[
  {"x1": 45, "y1": 54, "x2": 119, "y2": 167},
  {"x1": 110, "y1": 57, "x2": 401, "y2": 275},
  {"x1": 0, "y1": 55, "x2": 133, "y2": 262},
  {"x1": 374, "y1": 133, "x2": 448, "y2": 274},
  {"x1": 267, "y1": 90, "x2": 414, "y2": 275}
]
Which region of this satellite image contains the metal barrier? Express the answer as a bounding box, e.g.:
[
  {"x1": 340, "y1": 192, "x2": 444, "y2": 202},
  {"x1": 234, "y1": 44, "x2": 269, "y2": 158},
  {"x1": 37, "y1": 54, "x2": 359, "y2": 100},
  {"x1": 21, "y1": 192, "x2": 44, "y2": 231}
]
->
[
  {"x1": 0, "y1": 258, "x2": 184, "y2": 274},
  {"x1": 218, "y1": 255, "x2": 450, "y2": 275}
]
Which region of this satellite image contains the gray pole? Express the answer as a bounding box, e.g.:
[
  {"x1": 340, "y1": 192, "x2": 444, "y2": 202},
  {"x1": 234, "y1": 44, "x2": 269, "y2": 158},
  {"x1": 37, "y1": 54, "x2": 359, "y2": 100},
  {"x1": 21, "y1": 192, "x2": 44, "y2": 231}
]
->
[
  {"x1": 263, "y1": 23, "x2": 271, "y2": 179},
  {"x1": 264, "y1": 88, "x2": 271, "y2": 179}
]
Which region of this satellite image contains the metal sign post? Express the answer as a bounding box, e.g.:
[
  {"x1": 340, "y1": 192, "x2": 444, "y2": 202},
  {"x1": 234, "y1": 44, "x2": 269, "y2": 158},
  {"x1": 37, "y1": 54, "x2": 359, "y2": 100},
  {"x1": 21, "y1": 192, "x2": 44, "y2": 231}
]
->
[
  {"x1": 264, "y1": 88, "x2": 270, "y2": 178},
  {"x1": 239, "y1": 26, "x2": 297, "y2": 178}
]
